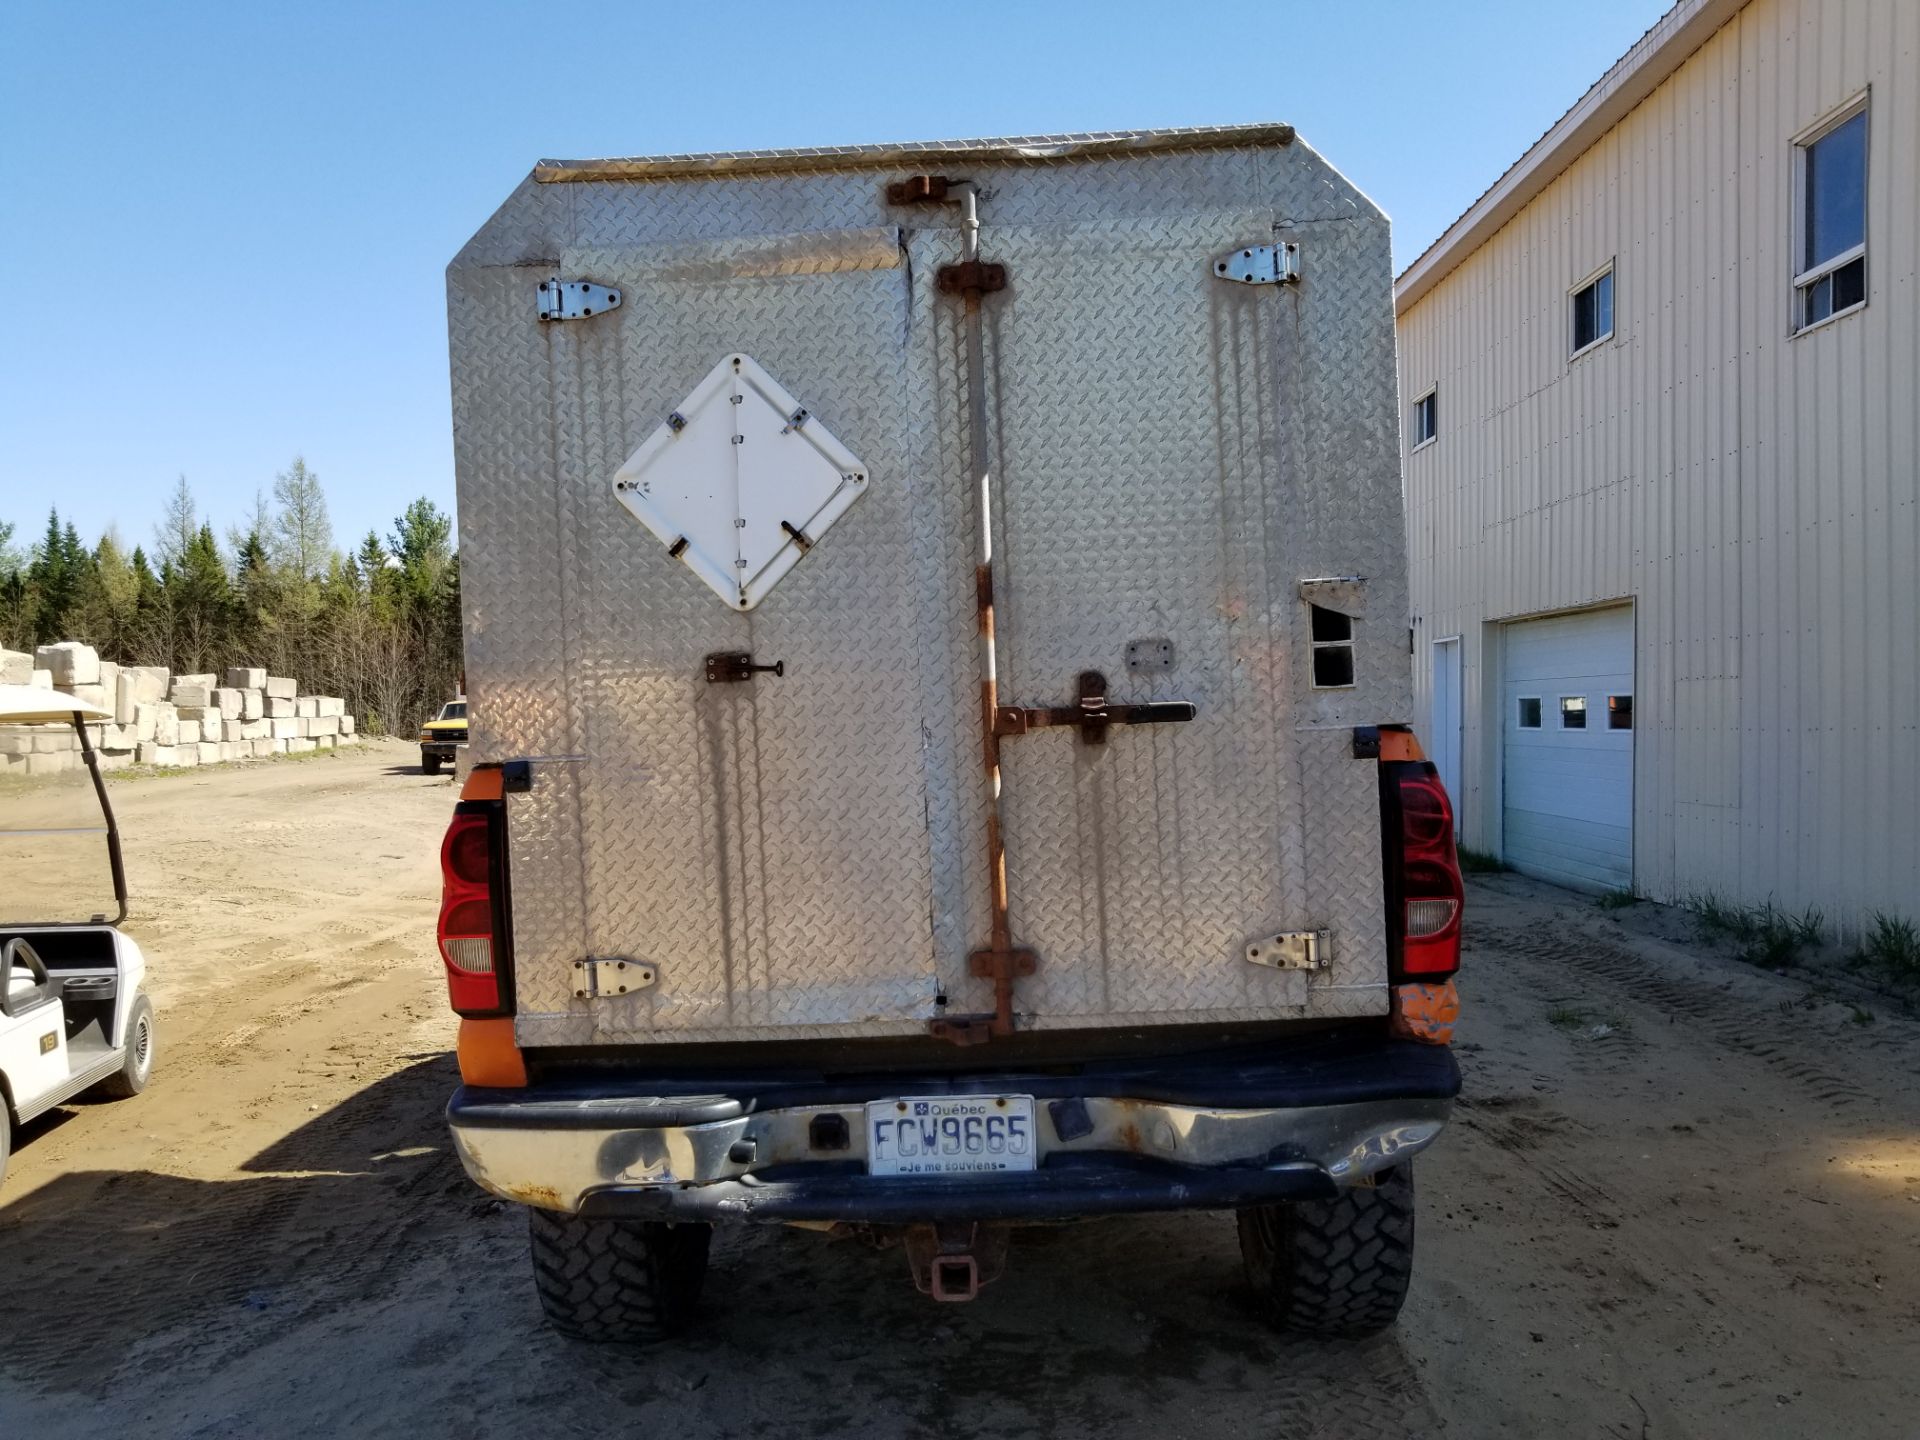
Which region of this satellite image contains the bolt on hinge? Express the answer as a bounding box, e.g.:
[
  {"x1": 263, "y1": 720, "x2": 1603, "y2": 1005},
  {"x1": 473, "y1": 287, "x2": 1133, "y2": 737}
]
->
[
  {"x1": 573, "y1": 957, "x2": 657, "y2": 998},
  {"x1": 537, "y1": 278, "x2": 623, "y2": 321},
  {"x1": 1212, "y1": 243, "x2": 1299, "y2": 286}
]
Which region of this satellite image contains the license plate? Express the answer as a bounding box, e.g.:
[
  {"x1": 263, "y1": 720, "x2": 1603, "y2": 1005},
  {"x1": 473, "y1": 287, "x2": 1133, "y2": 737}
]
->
[{"x1": 865, "y1": 1095, "x2": 1037, "y2": 1176}]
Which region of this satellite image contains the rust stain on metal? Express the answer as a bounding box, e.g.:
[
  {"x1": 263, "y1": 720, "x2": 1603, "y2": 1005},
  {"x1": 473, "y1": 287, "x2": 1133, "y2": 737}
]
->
[
  {"x1": 937, "y1": 260, "x2": 1007, "y2": 297},
  {"x1": 501, "y1": 1182, "x2": 566, "y2": 1210}
]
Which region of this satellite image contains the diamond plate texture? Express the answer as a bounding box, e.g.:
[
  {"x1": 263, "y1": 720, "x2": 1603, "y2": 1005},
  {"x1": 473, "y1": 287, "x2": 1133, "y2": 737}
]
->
[{"x1": 448, "y1": 132, "x2": 1407, "y2": 1046}]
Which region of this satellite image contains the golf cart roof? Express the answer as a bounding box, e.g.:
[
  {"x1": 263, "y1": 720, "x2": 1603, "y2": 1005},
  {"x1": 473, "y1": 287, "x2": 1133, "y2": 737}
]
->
[{"x1": 0, "y1": 684, "x2": 113, "y2": 724}]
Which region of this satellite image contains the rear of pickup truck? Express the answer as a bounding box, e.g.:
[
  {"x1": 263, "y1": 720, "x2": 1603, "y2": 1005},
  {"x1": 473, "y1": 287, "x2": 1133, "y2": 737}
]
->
[{"x1": 441, "y1": 125, "x2": 1462, "y2": 1339}]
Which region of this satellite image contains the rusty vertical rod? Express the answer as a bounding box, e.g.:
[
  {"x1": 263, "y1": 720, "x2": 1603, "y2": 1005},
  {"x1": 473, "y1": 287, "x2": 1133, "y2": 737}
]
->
[{"x1": 958, "y1": 184, "x2": 1016, "y2": 1038}]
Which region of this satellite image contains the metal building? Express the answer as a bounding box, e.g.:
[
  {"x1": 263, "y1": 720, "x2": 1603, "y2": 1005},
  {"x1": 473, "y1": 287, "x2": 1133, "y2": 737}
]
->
[{"x1": 1395, "y1": 0, "x2": 1917, "y2": 927}]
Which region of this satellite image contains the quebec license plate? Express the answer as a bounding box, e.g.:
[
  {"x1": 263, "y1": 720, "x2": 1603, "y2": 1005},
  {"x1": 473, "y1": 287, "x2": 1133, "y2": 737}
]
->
[{"x1": 865, "y1": 1095, "x2": 1037, "y2": 1177}]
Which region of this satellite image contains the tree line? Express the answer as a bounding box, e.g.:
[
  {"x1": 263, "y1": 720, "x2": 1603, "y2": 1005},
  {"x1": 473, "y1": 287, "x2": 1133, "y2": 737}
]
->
[{"x1": 0, "y1": 459, "x2": 462, "y2": 736}]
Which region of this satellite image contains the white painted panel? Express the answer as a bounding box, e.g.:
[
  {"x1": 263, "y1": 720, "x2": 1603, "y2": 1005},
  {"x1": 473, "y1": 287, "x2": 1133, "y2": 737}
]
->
[{"x1": 1501, "y1": 607, "x2": 1634, "y2": 892}]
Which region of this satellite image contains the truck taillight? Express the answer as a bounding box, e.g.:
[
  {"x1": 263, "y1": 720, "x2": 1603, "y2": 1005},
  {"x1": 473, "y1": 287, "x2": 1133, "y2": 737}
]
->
[
  {"x1": 1382, "y1": 760, "x2": 1463, "y2": 981},
  {"x1": 438, "y1": 805, "x2": 511, "y2": 1016}
]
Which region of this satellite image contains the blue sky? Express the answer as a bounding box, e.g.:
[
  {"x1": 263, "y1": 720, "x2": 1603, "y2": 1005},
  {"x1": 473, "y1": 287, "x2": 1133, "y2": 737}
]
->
[{"x1": 0, "y1": 0, "x2": 1672, "y2": 558}]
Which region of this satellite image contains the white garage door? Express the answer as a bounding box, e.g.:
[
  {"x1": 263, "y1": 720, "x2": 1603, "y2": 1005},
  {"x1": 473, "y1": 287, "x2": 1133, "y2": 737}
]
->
[{"x1": 1501, "y1": 606, "x2": 1634, "y2": 892}]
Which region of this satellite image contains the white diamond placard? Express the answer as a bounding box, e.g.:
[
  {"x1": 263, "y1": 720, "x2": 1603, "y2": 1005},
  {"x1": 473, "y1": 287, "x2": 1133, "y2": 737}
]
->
[{"x1": 611, "y1": 354, "x2": 868, "y2": 610}]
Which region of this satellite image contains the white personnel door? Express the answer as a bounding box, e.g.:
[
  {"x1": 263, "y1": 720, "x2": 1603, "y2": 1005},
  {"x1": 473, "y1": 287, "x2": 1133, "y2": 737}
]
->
[
  {"x1": 1429, "y1": 638, "x2": 1462, "y2": 835},
  {"x1": 1500, "y1": 606, "x2": 1634, "y2": 893}
]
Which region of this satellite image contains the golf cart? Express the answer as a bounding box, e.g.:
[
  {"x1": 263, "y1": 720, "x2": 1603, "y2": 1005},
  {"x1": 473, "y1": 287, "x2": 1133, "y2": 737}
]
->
[{"x1": 0, "y1": 684, "x2": 155, "y2": 1188}]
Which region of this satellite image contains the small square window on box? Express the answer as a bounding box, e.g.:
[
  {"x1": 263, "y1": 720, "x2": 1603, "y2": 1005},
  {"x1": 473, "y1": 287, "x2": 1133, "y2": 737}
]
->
[
  {"x1": 1516, "y1": 697, "x2": 1542, "y2": 729},
  {"x1": 1309, "y1": 605, "x2": 1355, "y2": 689},
  {"x1": 1560, "y1": 696, "x2": 1588, "y2": 730},
  {"x1": 1608, "y1": 694, "x2": 1633, "y2": 730}
]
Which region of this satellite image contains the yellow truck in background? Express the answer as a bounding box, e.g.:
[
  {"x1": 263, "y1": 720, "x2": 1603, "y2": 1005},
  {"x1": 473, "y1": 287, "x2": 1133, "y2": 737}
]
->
[{"x1": 418, "y1": 699, "x2": 467, "y2": 775}]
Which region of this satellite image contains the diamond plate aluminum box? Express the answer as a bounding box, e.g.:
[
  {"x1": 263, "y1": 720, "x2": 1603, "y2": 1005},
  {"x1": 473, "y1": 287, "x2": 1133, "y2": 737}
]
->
[{"x1": 446, "y1": 126, "x2": 1413, "y2": 1049}]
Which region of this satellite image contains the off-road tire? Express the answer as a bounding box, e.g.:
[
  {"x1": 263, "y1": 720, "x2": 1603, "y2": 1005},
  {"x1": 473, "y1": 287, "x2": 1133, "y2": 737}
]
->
[
  {"x1": 1237, "y1": 1164, "x2": 1416, "y2": 1337},
  {"x1": 95, "y1": 992, "x2": 155, "y2": 1099},
  {"x1": 421, "y1": 752, "x2": 441, "y2": 775},
  {"x1": 528, "y1": 1207, "x2": 711, "y2": 1342}
]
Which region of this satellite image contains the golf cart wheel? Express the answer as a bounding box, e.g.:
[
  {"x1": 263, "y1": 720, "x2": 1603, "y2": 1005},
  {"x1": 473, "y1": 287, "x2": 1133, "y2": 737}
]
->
[
  {"x1": 529, "y1": 1206, "x2": 711, "y2": 1342},
  {"x1": 1238, "y1": 1164, "x2": 1416, "y2": 1338},
  {"x1": 97, "y1": 992, "x2": 155, "y2": 1099}
]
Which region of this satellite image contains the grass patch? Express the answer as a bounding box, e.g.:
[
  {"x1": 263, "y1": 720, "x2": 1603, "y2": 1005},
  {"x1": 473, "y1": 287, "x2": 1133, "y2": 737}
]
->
[
  {"x1": 1862, "y1": 912, "x2": 1920, "y2": 984},
  {"x1": 1849, "y1": 1006, "x2": 1876, "y2": 1027},
  {"x1": 1685, "y1": 894, "x2": 1825, "y2": 970},
  {"x1": 1546, "y1": 1004, "x2": 1587, "y2": 1031},
  {"x1": 1594, "y1": 888, "x2": 1638, "y2": 911},
  {"x1": 1457, "y1": 846, "x2": 1508, "y2": 874}
]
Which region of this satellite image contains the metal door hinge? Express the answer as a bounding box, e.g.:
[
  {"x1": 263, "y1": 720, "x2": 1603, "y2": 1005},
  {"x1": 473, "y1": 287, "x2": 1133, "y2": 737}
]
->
[
  {"x1": 1245, "y1": 929, "x2": 1330, "y2": 971},
  {"x1": 1213, "y1": 243, "x2": 1299, "y2": 286},
  {"x1": 537, "y1": 278, "x2": 623, "y2": 322},
  {"x1": 573, "y1": 958, "x2": 657, "y2": 999}
]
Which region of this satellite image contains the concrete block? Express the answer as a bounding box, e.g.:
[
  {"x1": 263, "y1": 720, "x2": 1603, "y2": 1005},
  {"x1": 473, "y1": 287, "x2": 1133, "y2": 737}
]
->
[
  {"x1": 214, "y1": 687, "x2": 243, "y2": 719},
  {"x1": 33, "y1": 730, "x2": 76, "y2": 753},
  {"x1": 239, "y1": 718, "x2": 271, "y2": 740},
  {"x1": 225, "y1": 667, "x2": 267, "y2": 690},
  {"x1": 35, "y1": 642, "x2": 100, "y2": 686},
  {"x1": 270, "y1": 717, "x2": 301, "y2": 739},
  {"x1": 101, "y1": 723, "x2": 139, "y2": 750},
  {"x1": 62, "y1": 682, "x2": 111, "y2": 714},
  {"x1": 241, "y1": 689, "x2": 263, "y2": 721},
  {"x1": 249, "y1": 738, "x2": 277, "y2": 757},
  {"x1": 128, "y1": 665, "x2": 170, "y2": 696},
  {"x1": 98, "y1": 661, "x2": 119, "y2": 695},
  {"x1": 223, "y1": 741, "x2": 243, "y2": 762},
  {"x1": 0, "y1": 732, "x2": 33, "y2": 756},
  {"x1": 178, "y1": 719, "x2": 201, "y2": 746},
  {"x1": 25, "y1": 750, "x2": 74, "y2": 776},
  {"x1": 114, "y1": 671, "x2": 138, "y2": 725},
  {"x1": 175, "y1": 672, "x2": 216, "y2": 689},
  {"x1": 136, "y1": 742, "x2": 177, "y2": 766},
  {"x1": 173, "y1": 744, "x2": 198, "y2": 767},
  {"x1": 336, "y1": 732, "x2": 358, "y2": 746},
  {"x1": 265, "y1": 696, "x2": 294, "y2": 718},
  {"x1": 316, "y1": 696, "x2": 346, "y2": 718},
  {"x1": 170, "y1": 683, "x2": 211, "y2": 709},
  {"x1": 295, "y1": 695, "x2": 319, "y2": 718},
  {"x1": 0, "y1": 751, "x2": 25, "y2": 774},
  {"x1": 314, "y1": 733, "x2": 335, "y2": 751},
  {"x1": 29, "y1": 669, "x2": 52, "y2": 689},
  {"x1": 96, "y1": 749, "x2": 132, "y2": 771},
  {"x1": 197, "y1": 741, "x2": 220, "y2": 765},
  {"x1": 339, "y1": 713, "x2": 357, "y2": 736},
  {"x1": 287, "y1": 737, "x2": 317, "y2": 754},
  {"x1": 309, "y1": 714, "x2": 339, "y2": 736},
  {"x1": 265, "y1": 676, "x2": 297, "y2": 699},
  {"x1": 0, "y1": 649, "x2": 31, "y2": 685}
]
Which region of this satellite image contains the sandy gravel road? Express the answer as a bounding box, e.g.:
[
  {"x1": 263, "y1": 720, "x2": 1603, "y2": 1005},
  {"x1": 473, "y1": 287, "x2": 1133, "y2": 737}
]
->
[{"x1": 0, "y1": 741, "x2": 1913, "y2": 1438}]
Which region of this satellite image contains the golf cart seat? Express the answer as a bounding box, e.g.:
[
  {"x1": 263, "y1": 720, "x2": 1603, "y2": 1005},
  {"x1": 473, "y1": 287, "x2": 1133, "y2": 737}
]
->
[{"x1": 3, "y1": 939, "x2": 56, "y2": 1019}]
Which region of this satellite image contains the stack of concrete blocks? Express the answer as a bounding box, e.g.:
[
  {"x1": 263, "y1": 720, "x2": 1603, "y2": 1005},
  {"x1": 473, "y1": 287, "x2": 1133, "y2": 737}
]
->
[{"x1": 0, "y1": 641, "x2": 359, "y2": 776}]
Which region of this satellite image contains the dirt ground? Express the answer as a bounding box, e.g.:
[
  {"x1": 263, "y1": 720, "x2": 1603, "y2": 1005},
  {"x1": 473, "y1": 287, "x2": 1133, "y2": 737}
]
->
[{"x1": 0, "y1": 739, "x2": 1915, "y2": 1438}]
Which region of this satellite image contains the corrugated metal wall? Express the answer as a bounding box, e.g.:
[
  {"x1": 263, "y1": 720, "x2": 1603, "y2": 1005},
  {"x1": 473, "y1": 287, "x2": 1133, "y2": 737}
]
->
[{"x1": 1397, "y1": 0, "x2": 1919, "y2": 932}]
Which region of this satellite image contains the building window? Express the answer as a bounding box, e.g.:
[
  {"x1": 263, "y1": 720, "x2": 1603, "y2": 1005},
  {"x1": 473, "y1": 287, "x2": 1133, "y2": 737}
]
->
[
  {"x1": 1608, "y1": 694, "x2": 1633, "y2": 730},
  {"x1": 1559, "y1": 696, "x2": 1588, "y2": 730},
  {"x1": 1410, "y1": 388, "x2": 1437, "y2": 449},
  {"x1": 1516, "y1": 697, "x2": 1542, "y2": 729},
  {"x1": 1795, "y1": 100, "x2": 1868, "y2": 330},
  {"x1": 1309, "y1": 605, "x2": 1355, "y2": 689},
  {"x1": 1570, "y1": 264, "x2": 1614, "y2": 356}
]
